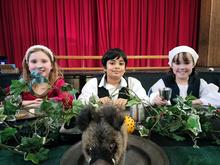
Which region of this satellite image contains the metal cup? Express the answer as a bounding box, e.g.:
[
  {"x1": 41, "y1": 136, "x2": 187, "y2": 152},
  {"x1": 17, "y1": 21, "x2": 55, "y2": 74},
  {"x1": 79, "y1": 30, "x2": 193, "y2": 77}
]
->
[
  {"x1": 159, "y1": 87, "x2": 172, "y2": 101},
  {"x1": 130, "y1": 104, "x2": 145, "y2": 122}
]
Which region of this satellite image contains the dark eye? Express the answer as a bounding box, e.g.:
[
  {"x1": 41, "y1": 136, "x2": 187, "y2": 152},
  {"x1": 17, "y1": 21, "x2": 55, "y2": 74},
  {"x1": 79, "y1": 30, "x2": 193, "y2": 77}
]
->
[
  {"x1": 119, "y1": 61, "x2": 125, "y2": 66},
  {"x1": 42, "y1": 59, "x2": 49, "y2": 63},
  {"x1": 109, "y1": 142, "x2": 117, "y2": 153},
  {"x1": 109, "y1": 61, "x2": 115, "y2": 65},
  {"x1": 30, "y1": 59, "x2": 37, "y2": 64},
  {"x1": 86, "y1": 146, "x2": 93, "y2": 155}
]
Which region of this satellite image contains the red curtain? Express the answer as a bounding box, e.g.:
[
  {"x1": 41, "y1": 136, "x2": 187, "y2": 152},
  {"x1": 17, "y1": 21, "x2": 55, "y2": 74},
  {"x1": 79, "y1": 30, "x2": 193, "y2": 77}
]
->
[{"x1": 0, "y1": 0, "x2": 201, "y2": 69}]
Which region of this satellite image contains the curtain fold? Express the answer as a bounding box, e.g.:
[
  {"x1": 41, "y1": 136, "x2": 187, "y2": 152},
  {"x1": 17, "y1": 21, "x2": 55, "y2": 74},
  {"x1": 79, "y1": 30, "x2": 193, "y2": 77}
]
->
[{"x1": 0, "y1": 0, "x2": 200, "y2": 69}]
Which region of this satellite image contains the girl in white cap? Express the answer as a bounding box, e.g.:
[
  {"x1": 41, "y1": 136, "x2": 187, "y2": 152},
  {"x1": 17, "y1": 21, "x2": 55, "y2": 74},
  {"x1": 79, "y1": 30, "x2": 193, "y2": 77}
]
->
[
  {"x1": 20, "y1": 45, "x2": 73, "y2": 109},
  {"x1": 150, "y1": 45, "x2": 220, "y2": 107}
]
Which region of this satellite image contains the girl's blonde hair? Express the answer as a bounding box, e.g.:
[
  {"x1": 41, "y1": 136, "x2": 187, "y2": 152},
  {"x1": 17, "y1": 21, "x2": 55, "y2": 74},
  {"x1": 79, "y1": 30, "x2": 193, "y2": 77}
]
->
[{"x1": 22, "y1": 45, "x2": 63, "y2": 85}]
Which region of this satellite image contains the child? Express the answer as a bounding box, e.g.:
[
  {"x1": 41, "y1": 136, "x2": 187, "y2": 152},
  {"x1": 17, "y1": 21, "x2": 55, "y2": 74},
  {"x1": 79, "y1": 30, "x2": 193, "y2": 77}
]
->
[
  {"x1": 150, "y1": 45, "x2": 220, "y2": 107},
  {"x1": 21, "y1": 45, "x2": 73, "y2": 109},
  {"x1": 78, "y1": 48, "x2": 149, "y2": 109}
]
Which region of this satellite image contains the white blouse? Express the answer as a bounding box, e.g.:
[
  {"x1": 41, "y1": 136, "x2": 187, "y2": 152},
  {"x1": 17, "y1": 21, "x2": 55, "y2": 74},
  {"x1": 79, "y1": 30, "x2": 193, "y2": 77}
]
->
[
  {"x1": 78, "y1": 74, "x2": 150, "y2": 105},
  {"x1": 150, "y1": 78, "x2": 220, "y2": 107}
]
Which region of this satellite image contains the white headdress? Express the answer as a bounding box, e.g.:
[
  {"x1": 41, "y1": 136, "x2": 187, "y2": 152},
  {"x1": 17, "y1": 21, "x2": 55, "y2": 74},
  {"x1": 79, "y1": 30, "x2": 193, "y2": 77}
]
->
[
  {"x1": 25, "y1": 45, "x2": 54, "y2": 63},
  {"x1": 168, "y1": 46, "x2": 199, "y2": 66}
]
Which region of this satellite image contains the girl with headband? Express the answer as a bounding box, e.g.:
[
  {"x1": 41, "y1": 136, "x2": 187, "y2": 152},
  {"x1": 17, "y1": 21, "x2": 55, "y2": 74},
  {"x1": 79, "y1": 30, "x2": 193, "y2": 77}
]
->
[{"x1": 21, "y1": 45, "x2": 73, "y2": 109}]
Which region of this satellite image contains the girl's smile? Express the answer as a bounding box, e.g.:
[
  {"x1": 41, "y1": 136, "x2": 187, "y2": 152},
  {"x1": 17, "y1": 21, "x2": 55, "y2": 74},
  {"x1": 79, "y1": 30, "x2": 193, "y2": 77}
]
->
[{"x1": 28, "y1": 51, "x2": 52, "y2": 79}]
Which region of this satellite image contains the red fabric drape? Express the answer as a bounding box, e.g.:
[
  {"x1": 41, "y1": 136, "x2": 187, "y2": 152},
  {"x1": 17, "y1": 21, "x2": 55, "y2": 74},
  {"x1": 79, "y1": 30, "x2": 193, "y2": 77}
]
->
[{"x1": 0, "y1": 0, "x2": 200, "y2": 69}]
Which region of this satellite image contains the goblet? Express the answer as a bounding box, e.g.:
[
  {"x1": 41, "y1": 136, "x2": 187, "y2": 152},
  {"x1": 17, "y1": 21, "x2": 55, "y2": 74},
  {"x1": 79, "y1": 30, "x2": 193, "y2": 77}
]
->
[{"x1": 159, "y1": 87, "x2": 172, "y2": 101}]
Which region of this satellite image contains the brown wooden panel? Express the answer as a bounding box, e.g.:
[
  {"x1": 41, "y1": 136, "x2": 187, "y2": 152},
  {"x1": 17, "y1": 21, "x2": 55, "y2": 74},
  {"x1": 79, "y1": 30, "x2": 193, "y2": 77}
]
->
[
  {"x1": 198, "y1": 0, "x2": 220, "y2": 67},
  {"x1": 198, "y1": 0, "x2": 211, "y2": 66},
  {"x1": 209, "y1": 0, "x2": 220, "y2": 66},
  {"x1": 60, "y1": 66, "x2": 169, "y2": 71},
  {"x1": 55, "y1": 55, "x2": 168, "y2": 60}
]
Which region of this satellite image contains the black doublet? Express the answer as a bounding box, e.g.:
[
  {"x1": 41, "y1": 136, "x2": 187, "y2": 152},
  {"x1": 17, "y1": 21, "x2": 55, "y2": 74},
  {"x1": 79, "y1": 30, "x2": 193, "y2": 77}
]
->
[
  {"x1": 162, "y1": 72, "x2": 200, "y2": 105},
  {"x1": 97, "y1": 76, "x2": 130, "y2": 100}
]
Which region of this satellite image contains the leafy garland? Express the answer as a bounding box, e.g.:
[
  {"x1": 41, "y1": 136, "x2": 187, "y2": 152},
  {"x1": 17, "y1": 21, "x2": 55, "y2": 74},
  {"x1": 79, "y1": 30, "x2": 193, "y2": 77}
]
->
[
  {"x1": 85, "y1": 88, "x2": 220, "y2": 147},
  {"x1": 0, "y1": 76, "x2": 83, "y2": 164},
  {"x1": 1, "y1": 77, "x2": 220, "y2": 163},
  {"x1": 136, "y1": 95, "x2": 220, "y2": 147}
]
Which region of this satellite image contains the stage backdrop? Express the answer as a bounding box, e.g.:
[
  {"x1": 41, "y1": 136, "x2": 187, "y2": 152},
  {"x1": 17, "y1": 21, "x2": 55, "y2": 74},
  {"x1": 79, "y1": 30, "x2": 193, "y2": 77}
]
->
[{"x1": 0, "y1": 0, "x2": 200, "y2": 69}]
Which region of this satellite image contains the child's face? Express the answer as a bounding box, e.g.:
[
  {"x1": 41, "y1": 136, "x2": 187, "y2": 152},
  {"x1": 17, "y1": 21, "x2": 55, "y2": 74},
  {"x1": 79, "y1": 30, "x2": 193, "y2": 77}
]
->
[
  {"x1": 28, "y1": 51, "x2": 52, "y2": 79},
  {"x1": 171, "y1": 53, "x2": 194, "y2": 81},
  {"x1": 105, "y1": 57, "x2": 126, "y2": 80}
]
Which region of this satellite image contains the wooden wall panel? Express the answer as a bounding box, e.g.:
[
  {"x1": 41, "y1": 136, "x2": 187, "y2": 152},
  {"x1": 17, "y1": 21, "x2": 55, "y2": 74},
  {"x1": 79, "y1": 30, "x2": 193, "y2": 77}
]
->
[{"x1": 198, "y1": 0, "x2": 220, "y2": 67}]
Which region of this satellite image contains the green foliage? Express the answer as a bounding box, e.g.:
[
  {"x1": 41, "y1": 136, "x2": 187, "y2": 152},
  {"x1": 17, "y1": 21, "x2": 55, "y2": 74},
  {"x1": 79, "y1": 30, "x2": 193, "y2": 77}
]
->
[
  {"x1": 0, "y1": 78, "x2": 84, "y2": 164},
  {"x1": 62, "y1": 83, "x2": 78, "y2": 98},
  {"x1": 24, "y1": 147, "x2": 49, "y2": 165},
  {"x1": 2, "y1": 79, "x2": 25, "y2": 117},
  {"x1": 62, "y1": 100, "x2": 84, "y2": 125},
  {"x1": 138, "y1": 95, "x2": 220, "y2": 146},
  {"x1": 3, "y1": 96, "x2": 20, "y2": 115},
  {"x1": 127, "y1": 95, "x2": 142, "y2": 107},
  {"x1": 16, "y1": 133, "x2": 49, "y2": 164},
  {"x1": 10, "y1": 79, "x2": 28, "y2": 97},
  {"x1": 0, "y1": 127, "x2": 17, "y2": 143},
  {"x1": 17, "y1": 133, "x2": 45, "y2": 153},
  {"x1": 186, "y1": 114, "x2": 201, "y2": 136}
]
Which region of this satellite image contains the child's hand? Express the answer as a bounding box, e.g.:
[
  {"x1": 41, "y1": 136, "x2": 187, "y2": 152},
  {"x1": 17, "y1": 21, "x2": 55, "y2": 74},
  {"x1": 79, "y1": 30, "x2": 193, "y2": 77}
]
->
[
  {"x1": 153, "y1": 95, "x2": 168, "y2": 106},
  {"x1": 22, "y1": 98, "x2": 43, "y2": 109},
  {"x1": 192, "y1": 99, "x2": 203, "y2": 105},
  {"x1": 113, "y1": 98, "x2": 128, "y2": 110},
  {"x1": 99, "y1": 97, "x2": 112, "y2": 105}
]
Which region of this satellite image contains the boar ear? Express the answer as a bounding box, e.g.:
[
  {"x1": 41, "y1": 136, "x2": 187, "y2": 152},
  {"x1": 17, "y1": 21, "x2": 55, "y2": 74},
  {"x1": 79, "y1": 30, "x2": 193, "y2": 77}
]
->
[
  {"x1": 112, "y1": 115, "x2": 125, "y2": 131},
  {"x1": 101, "y1": 105, "x2": 124, "y2": 131},
  {"x1": 76, "y1": 105, "x2": 95, "y2": 131}
]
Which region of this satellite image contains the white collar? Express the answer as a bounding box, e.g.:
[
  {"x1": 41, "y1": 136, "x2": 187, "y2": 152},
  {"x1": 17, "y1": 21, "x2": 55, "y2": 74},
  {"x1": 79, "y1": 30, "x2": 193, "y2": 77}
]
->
[{"x1": 98, "y1": 74, "x2": 128, "y2": 88}]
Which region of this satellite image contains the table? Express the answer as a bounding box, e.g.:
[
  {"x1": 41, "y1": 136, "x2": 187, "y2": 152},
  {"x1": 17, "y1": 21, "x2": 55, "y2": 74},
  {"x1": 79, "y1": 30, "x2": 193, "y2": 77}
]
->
[{"x1": 1, "y1": 143, "x2": 220, "y2": 165}]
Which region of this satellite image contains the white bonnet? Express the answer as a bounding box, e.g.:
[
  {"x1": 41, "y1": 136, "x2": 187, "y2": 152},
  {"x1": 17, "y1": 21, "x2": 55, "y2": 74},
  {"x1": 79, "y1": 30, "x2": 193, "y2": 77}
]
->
[
  {"x1": 168, "y1": 46, "x2": 199, "y2": 66},
  {"x1": 25, "y1": 45, "x2": 54, "y2": 63}
]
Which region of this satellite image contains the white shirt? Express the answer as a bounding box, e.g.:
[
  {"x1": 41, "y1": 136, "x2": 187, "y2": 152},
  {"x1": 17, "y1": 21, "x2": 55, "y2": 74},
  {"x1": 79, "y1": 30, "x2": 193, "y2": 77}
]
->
[
  {"x1": 150, "y1": 78, "x2": 220, "y2": 107},
  {"x1": 78, "y1": 75, "x2": 150, "y2": 105}
]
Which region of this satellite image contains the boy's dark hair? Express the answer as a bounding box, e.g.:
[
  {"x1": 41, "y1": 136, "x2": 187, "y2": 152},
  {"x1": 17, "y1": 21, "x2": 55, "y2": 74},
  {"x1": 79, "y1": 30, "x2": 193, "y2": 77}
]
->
[{"x1": 101, "y1": 48, "x2": 128, "y2": 68}]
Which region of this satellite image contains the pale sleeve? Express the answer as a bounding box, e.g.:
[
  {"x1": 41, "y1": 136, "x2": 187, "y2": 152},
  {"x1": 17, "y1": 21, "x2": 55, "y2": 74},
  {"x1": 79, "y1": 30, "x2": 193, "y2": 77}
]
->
[
  {"x1": 149, "y1": 79, "x2": 166, "y2": 104},
  {"x1": 128, "y1": 77, "x2": 150, "y2": 105},
  {"x1": 199, "y1": 79, "x2": 220, "y2": 107},
  {"x1": 77, "y1": 78, "x2": 98, "y2": 104}
]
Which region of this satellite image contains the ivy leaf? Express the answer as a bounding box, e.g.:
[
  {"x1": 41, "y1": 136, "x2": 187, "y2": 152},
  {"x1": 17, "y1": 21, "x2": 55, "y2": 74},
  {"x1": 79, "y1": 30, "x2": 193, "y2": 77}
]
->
[
  {"x1": 186, "y1": 114, "x2": 202, "y2": 136},
  {"x1": 137, "y1": 125, "x2": 149, "y2": 137},
  {"x1": 61, "y1": 83, "x2": 72, "y2": 91},
  {"x1": 10, "y1": 79, "x2": 28, "y2": 97},
  {"x1": 24, "y1": 147, "x2": 49, "y2": 164},
  {"x1": 71, "y1": 100, "x2": 83, "y2": 114},
  {"x1": 169, "y1": 121, "x2": 183, "y2": 132},
  {"x1": 185, "y1": 94, "x2": 197, "y2": 101},
  {"x1": 201, "y1": 121, "x2": 212, "y2": 132},
  {"x1": 40, "y1": 100, "x2": 62, "y2": 115},
  {"x1": 17, "y1": 134, "x2": 44, "y2": 153},
  {"x1": 0, "y1": 114, "x2": 7, "y2": 123},
  {"x1": 127, "y1": 99, "x2": 141, "y2": 107},
  {"x1": 0, "y1": 127, "x2": 17, "y2": 143},
  {"x1": 0, "y1": 106, "x2": 4, "y2": 114},
  {"x1": 63, "y1": 100, "x2": 84, "y2": 124},
  {"x1": 3, "y1": 100, "x2": 18, "y2": 115},
  {"x1": 61, "y1": 84, "x2": 78, "y2": 97}
]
